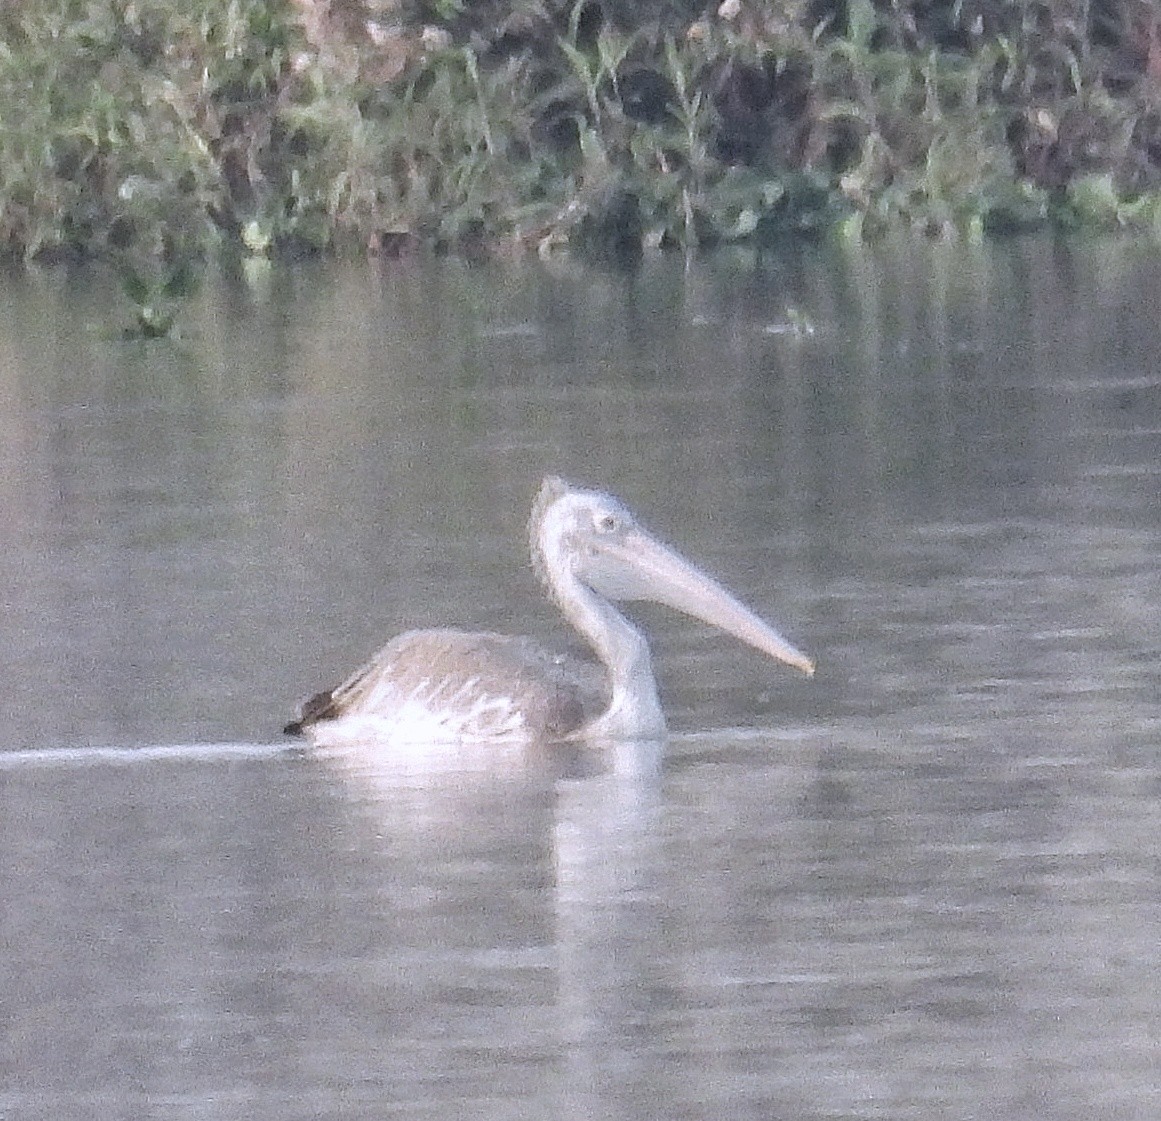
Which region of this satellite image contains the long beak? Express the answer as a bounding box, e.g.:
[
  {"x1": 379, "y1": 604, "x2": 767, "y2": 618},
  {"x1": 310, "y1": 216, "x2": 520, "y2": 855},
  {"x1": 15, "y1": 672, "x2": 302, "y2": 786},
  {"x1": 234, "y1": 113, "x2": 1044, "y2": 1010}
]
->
[{"x1": 584, "y1": 528, "x2": 816, "y2": 676}]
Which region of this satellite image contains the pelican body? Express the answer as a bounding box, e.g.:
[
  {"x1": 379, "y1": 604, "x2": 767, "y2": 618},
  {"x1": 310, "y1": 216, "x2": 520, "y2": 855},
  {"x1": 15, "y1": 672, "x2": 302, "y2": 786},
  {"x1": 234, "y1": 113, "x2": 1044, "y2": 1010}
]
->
[{"x1": 285, "y1": 477, "x2": 814, "y2": 746}]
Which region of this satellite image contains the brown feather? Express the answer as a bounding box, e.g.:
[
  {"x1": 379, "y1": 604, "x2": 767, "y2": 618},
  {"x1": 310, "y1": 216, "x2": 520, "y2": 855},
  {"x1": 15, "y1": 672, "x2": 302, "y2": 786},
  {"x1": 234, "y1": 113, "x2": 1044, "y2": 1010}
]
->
[{"x1": 285, "y1": 629, "x2": 608, "y2": 742}]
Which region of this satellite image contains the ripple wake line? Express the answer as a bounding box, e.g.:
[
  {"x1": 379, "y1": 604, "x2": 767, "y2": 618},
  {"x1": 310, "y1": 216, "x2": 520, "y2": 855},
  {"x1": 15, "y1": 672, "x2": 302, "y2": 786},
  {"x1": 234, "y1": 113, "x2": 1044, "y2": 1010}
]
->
[{"x1": 0, "y1": 742, "x2": 295, "y2": 769}]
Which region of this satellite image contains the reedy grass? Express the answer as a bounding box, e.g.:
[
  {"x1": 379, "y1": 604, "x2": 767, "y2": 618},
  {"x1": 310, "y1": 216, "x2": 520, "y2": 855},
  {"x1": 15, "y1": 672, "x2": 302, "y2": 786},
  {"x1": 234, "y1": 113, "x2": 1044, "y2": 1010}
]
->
[{"x1": 1, "y1": 0, "x2": 1160, "y2": 295}]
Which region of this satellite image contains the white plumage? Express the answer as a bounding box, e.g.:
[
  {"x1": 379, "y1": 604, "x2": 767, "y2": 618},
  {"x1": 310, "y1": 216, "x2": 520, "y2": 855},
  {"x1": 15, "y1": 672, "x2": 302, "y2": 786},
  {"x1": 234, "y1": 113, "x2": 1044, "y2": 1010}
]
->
[{"x1": 285, "y1": 477, "x2": 813, "y2": 747}]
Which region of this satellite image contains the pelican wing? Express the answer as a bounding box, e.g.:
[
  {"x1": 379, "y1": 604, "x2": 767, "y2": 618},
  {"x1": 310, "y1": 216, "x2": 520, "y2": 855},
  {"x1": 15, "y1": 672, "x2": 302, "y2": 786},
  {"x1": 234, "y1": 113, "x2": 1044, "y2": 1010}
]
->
[{"x1": 287, "y1": 629, "x2": 607, "y2": 744}]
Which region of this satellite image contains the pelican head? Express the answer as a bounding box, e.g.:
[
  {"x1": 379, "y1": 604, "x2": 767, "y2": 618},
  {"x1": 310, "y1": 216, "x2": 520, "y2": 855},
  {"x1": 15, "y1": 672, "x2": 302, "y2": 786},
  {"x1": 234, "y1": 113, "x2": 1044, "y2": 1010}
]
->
[{"x1": 530, "y1": 477, "x2": 815, "y2": 690}]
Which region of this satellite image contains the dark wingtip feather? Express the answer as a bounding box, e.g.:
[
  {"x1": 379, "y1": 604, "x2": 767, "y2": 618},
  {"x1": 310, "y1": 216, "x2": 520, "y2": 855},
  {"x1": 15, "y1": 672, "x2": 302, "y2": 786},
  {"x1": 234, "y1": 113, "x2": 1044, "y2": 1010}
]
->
[{"x1": 282, "y1": 687, "x2": 338, "y2": 736}]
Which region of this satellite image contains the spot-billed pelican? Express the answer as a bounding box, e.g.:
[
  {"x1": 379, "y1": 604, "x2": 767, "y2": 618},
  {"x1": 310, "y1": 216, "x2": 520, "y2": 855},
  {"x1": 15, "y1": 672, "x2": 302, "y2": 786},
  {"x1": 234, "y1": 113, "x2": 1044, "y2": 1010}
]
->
[{"x1": 285, "y1": 476, "x2": 814, "y2": 745}]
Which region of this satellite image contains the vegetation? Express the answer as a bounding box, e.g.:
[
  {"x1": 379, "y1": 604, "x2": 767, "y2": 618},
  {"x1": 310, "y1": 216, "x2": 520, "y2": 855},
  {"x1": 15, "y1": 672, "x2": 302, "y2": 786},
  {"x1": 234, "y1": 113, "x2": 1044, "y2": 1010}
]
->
[{"x1": 3, "y1": 0, "x2": 1161, "y2": 275}]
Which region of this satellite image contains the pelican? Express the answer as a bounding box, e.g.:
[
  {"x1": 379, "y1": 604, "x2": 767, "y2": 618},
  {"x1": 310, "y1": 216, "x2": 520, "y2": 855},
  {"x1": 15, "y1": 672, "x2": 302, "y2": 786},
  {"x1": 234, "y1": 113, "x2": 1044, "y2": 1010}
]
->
[{"x1": 284, "y1": 476, "x2": 814, "y2": 746}]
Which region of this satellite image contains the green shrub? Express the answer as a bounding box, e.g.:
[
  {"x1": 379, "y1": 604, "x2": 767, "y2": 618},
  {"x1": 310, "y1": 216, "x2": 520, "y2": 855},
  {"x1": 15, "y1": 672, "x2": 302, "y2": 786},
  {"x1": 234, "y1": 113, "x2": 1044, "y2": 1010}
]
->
[{"x1": 2, "y1": 0, "x2": 1160, "y2": 268}]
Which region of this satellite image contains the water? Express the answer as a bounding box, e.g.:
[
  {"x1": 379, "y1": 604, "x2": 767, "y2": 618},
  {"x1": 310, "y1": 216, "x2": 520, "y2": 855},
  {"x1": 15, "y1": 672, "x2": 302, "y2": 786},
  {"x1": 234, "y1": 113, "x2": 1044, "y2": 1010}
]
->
[{"x1": 0, "y1": 238, "x2": 1158, "y2": 1119}]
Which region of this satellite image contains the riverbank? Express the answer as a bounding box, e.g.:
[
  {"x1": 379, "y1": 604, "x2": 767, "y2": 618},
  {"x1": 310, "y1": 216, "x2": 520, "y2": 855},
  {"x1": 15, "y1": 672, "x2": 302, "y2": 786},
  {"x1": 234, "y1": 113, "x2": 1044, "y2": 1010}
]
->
[{"x1": 3, "y1": 0, "x2": 1161, "y2": 271}]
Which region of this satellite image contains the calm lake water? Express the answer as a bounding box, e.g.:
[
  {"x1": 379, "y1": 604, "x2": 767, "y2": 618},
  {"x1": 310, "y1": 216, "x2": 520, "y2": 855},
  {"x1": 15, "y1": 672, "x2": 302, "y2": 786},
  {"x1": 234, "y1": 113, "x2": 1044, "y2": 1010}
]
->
[{"x1": 1, "y1": 237, "x2": 1158, "y2": 1119}]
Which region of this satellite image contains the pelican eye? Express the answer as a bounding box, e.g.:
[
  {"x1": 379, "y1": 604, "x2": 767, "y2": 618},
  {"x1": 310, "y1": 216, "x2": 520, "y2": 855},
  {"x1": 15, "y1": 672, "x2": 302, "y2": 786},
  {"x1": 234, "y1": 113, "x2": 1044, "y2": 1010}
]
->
[{"x1": 594, "y1": 511, "x2": 620, "y2": 534}]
